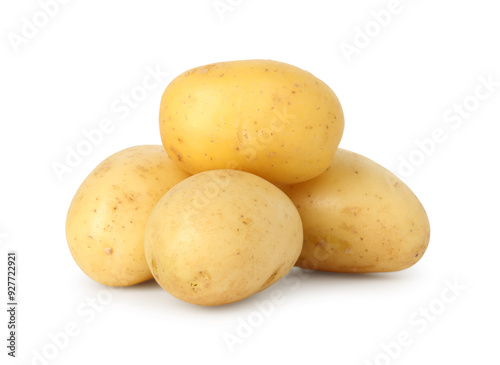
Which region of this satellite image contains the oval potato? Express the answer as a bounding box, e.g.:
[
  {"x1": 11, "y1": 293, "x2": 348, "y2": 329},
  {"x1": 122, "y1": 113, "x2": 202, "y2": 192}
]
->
[
  {"x1": 159, "y1": 59, "x2": 344, "y2": 184},
  {"x1": 66, "y1": 145, "x2": 190, "y2": 286},
  {"x1": 144, "y1": 169, "x2": 303, "y2": 305},
  {"x1": 280, "y1": 148, "x2": 430, "y2": 273}
]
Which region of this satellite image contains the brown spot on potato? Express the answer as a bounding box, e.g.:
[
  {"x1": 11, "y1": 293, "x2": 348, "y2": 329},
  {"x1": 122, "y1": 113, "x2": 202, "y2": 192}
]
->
[
  {"x1": 191, "y1": 282, "x2": 200, "y2": 292},
  {"x1": 150, "y1": 258, "x2": 159, "y2": 279},
  {"x1": 341, "y1": 207, "x2": 361, "y2": 216},
  {"x1": 105, "y1": 247, "x2": 113, "y2": 255},
  {"x1": 261, "y1": 268, "x2": 280, "y2": 288},
  {"x1": 191, "y1": 271, "x2": 211, "y2": 293},
  {"x1": 240, "y1": 214, "x2": 252, "y2": 225},
  {"x1": 340, "y1": 222, "x2": 358, "y2": 234}
]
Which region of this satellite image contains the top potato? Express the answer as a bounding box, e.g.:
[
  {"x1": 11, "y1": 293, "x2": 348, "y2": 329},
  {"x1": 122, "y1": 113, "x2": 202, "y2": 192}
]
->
[{"x1": 159, "y1": 59, "x2": 344, "y2": 184}]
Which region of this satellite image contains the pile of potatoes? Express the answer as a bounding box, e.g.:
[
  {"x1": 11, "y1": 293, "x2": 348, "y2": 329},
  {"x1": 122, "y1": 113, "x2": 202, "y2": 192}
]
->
[{"x1": 66, "y1": 60, "x2": 430, "y2": 306}]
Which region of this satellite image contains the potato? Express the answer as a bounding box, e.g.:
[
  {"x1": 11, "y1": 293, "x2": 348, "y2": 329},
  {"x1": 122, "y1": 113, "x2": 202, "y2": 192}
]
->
[
  {"x1": 159, "y1": 59, "x2": 344, "y2": 184},
  {"x1": 280, "y1": 149, "x2": 430, "y2": 273},
  {"x1": 66, "y1": 145, "x2": 190, "y2": 286},
  {"x1": 144, "y1": 169, "x2": 303, "y2": 305}
]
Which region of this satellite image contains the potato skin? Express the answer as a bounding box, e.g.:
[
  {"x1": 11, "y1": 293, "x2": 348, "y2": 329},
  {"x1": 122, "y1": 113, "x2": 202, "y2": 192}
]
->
[
  {"x1": 159, "y1": 59, "x2": 344, "y2": 184},
  {"x1": 280, "y1": 149, "x2": 430, "y2": 273},
  {"x1": 144, "y1": 169, "x2": 303, "y2": 305},
  {"x1": 66, "y1": 145, "x2": 190, "y2": 286}
]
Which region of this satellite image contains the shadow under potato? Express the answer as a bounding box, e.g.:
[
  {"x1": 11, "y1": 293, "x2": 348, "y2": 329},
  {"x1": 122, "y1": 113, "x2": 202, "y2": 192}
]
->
[{"x1": 102, "y1": 266, "x2": 418, "y2": 311}]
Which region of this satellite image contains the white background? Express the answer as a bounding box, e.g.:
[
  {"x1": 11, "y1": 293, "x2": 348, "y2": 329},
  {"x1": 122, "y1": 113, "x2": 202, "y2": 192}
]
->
[{"x1": 1, "y1": 0, "x2": 499, "y2": 364}]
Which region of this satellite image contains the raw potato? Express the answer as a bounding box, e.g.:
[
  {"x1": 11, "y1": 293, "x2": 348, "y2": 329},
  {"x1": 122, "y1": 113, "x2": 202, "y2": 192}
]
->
[
  {"x1": 144, "y1": 169, "x2": 303, "y2": 305},
  {"x1": 159, "y1": 59, "x2": 344, "y2": 184},
  {"x1": 280, "y1": 149, "x2": 430, "y2": 273},
  {"x1": 66, "y1": 145, "x2": 190, "y2": 286}
]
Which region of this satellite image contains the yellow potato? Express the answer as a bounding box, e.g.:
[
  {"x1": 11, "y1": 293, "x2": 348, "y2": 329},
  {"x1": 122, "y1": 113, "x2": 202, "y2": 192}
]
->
[
  {"x1": 280, "y1": 149, "x2": 430, "y2": 273},
  {"x1": 66, "y1": 145, "x2": 190, "y2": 286},
  {"x1": 159, "y1": 59, "x2": 344, "y2": 184},
  {"x1": 144, "y1": 169, "x2": 303, "y2": 305}
]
